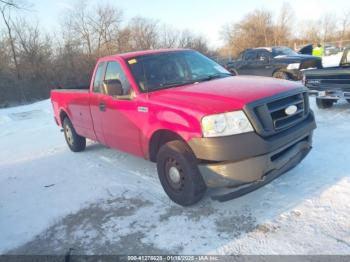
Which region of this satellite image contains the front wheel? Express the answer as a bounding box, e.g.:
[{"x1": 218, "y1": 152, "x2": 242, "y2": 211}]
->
[
  {"x1": 156, "y1": 140, "x2": 207, "y2": 206},
  {"x1": 63, "y1": 117, "x2": 86, "y2": 152},
  {"x1": 316, "y1": 98, "x2": 334, "y2": 109},
  {"x1": 346, "y1": 99, "x2": 350, "y2": 103}
]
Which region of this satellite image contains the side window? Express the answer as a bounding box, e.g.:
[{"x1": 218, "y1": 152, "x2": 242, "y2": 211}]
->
[
  {"x1": 258, "y1": 51, "x2": 270, "y2": 61},
  {"x1": 93, "y1": 62, "x2": 106, "y2": 93},
  {"x1": 245, "y1": 51, "x2": 257, "y2": 61},
  {"x1": 104, "y1": 61, "x2": 131, "y2": 96}
]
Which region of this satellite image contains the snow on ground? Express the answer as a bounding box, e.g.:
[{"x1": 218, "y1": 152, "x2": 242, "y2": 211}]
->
[{"x1": 0, "y1": 97, "x2": 350, "y2": 255}]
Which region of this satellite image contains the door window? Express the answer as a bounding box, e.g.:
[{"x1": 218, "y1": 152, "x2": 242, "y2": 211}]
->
[
  {"x1": 244, "y1": 51, "x2": 257, "y2": 61},
  {"x1": 104, "y1": 62, "x2": 131, "y2": 96},
  {"x1": 93, "y1": 62, "x2": 106, "y2": 93},
  {"x1": 258, "y1": 51, "x2": 271, "y2": 62}
]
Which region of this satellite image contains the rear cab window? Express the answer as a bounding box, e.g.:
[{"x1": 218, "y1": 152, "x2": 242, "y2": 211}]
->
[{"x1": 93, "y1": 62, "x2": 106, "y2": 93}]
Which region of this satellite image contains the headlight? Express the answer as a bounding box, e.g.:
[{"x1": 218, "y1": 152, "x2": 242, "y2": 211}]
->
[
  {"x1": 201, "y1": 111, "x2": 254, "y2": 137},
  {"x1": 287, "y1": 63, "x2": 300, "y2": 70}
]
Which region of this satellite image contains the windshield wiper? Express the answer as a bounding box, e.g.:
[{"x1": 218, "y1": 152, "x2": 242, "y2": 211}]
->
[
  {"x1": 150, "y1": 73, "x2": 232, "y2": 91},
  {"x1": 155, "y1": 79, "x2": 197, "y2": 89},
  {"x1": 196, "y1": 73, "x2": 232, "y2": 82}
]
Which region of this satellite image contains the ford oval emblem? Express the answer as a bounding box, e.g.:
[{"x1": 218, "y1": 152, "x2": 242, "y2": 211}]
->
[{"x1": 285, "y1": 105, "x2": 298, "y2": 116}]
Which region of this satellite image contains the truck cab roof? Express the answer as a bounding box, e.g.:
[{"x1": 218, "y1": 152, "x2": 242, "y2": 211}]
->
[{"x1": 108, "y1": 48, "x2": 190, "y2": 60}]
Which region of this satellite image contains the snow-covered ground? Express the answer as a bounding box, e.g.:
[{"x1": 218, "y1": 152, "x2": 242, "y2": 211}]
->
[{"x1": 1, "y1": 95, "x2": 350, "y2": 254}]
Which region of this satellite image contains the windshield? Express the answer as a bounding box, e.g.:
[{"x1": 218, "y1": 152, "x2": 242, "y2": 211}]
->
[
  {"x1": 127, "y1": 50, "x2": 231, "y2": 92},
  {"x1": 272, "y1": 47, "x2": 298, "y2": 57}
]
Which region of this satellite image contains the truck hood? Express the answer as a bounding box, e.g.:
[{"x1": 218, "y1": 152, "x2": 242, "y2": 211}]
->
[
  {"x1": 274, "y1": 55, "x2": 322, "y2": 69},
  {"x1": 149, "y1": 76, "x2": 303, "y2": 115},
  {"x1": 273, "y1": 54, "x2": 320, "y2": 63}
]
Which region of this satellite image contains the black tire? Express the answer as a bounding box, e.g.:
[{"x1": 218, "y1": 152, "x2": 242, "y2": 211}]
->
[
  {"x1": 156, "y1": 140, "x2": 207, "y2": 206},
  {"x1": 316, "y1": 98, "x2": 334, "y2": 109},
  {"x1": 63, "y1": 117, "x2": 86, "y2": 152},
  {"x1": 273, "y1": 71, "x2": 289, "y2": 80},
  {"x1": 346, "y1": 99, "x2": 350, "y2": 103},
  {"x1": 228, "y1": 68, "x2": 238, "y2": 76}
]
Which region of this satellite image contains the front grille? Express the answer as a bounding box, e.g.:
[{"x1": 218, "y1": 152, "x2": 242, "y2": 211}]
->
[
  {"x1": 268, "y1": 93, "x2": 306, "y2": 131},
  {"x1": 245, "y1": 90, "x2": 310, "y2": 137}
]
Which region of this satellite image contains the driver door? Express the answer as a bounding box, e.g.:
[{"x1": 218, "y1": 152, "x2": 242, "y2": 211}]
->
[
  {"x1": 257, "y1": 50, "x2": 273, "y2": 76},
  {"x1": 100, "y1": 61, "x2": 143, "y2": 156}
]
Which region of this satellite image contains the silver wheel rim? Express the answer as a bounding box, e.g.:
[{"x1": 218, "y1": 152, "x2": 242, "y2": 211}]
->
[
  {"x1": 169, "y1": 166, "x2": 181, "y2": 184},
  {"x1": 65, "y1": 125, "x2": 73, "y2": 145}
]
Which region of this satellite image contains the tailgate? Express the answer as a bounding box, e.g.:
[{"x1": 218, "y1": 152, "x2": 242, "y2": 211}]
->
[{"x1": 304, "y1": 68, "x2": 350, "y2": 90}]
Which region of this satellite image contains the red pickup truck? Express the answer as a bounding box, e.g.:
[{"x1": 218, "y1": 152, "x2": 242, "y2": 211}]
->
[{"x1": 51, "y1": 49, "x2": 316, "y2": 206}]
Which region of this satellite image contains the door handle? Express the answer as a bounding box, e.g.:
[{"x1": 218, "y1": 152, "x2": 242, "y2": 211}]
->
[{"x1": 99, "y1": 102, "x2": 106, "y2": 112}]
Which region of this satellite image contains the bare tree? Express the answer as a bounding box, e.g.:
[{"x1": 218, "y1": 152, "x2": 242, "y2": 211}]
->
[
  {"x1": 128, "y1": 16, "x2": 159, "y2": 50},
  {"x1": 157, "y1": 24, "x2": 179, "y2": 48},
  {"x1": 339, "y1": 10, "x2": 350, "y2": 48},
  {"x1": 0, "y1": 2, "x2": 19, "y2": 79},
  {"x1": 274, "y1": 2, "x2": 295, "y2": 45},
  {"x1": 178, "y1": 30, "x2": 210, "y2": 54},
  {"x1": 0, "y1": 0, "x2": 28, "y2": 101},
  {"x1": 221, "y1": 9, "x2": 274, "y2": 56},
  {"x1": 320, "y1": 13, "x2": 337, "y2": 43},
  {"x1": 62, "y1": 1, "x2": 94, "y2": 55},
  {"x1": 88, "y1": 4, "x2": 123, "y2": 55}
]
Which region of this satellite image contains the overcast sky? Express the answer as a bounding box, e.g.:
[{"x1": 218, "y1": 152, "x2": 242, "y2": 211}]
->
[{"x1": 30, "y1": 0, "x2": 350, "y2": 48}]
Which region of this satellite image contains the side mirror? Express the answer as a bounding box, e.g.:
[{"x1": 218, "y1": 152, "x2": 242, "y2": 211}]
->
[
  {"x1": 103, "y1": 79, "x2": 123, "y2": 96},
  {"x1": 115, "y1": 90, "x2": 135, "y2": 101}
]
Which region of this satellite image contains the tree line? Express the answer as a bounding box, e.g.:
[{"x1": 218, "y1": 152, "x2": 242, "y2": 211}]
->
[
  {"x1": 0, "y1": 1, "x2": 214, "y2": 106},
  {"x1": 1, "y1": 1, "x2": 350, "y2": 106},
  {"x1": 220, "y1": 3, "x2": 350, "y2": 57}
]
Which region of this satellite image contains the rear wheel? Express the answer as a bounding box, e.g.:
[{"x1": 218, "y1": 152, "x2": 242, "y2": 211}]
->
[
  {"x1": 63, "y1": 117, "x2": 86, "y2": 152},
  {"x1": 316, "y1": 98, "x2": 334, "y2": 109},
  {"x1": 156, "y1": 140, "x2": 206, "y2": 206},
  {"x1": 273, "y1": 70, "x2": 289, "y2": 80}
]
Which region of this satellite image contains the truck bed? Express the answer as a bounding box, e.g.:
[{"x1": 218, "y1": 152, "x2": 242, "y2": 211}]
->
[{"x1": 51, "y1": 89, "x2": 96, "y2": 140}]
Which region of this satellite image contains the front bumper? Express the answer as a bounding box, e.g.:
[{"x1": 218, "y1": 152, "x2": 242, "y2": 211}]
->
[
  {"x1": 188, "y1": 113, "x2": 316, "y2": 189},
  {"x1": 306, "y1": 85, "x2": 350, "y2": 100}
]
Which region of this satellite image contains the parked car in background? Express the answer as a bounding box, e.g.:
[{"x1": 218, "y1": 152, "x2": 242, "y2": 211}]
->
[
  {"x1": 225, "y1": 46, "x2": 322, "y2": 80},
  {"x1": 303, "y1": 47, "x2": 350, "y2": 108},
  {"x1": 51, "y1": 49, "x2": 316, "y2": 206}
]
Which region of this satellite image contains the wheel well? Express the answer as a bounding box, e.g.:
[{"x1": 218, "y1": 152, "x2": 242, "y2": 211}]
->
[
  {"x1": 272, "y1": 68, "x2": 286, "y2": 75},
  {"x1": 149, "y1": 130, "x2": 185, "y2": 162},
  {"x1": 59, "y1": 110, "x2": 69, "y2": 125},
  {"x1": 229, "y1": 68, "x2": 238, "y2": 75}
]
